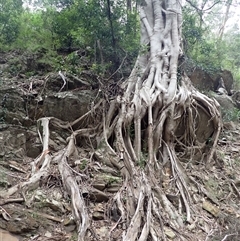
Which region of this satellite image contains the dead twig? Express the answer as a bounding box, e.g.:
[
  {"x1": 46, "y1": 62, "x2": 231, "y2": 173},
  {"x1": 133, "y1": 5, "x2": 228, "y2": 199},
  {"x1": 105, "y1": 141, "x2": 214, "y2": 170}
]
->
[
  {"x1": 66, "y1": 73, "x2": 91, "y2": 86},
  {"x1": 0, "y1": 198, "x2": 24, "y2": 206},
  {"x1": 25, "y1": 208, "x2": 63, "y2": 223},
  {"x1": 231, "y1": 181, "x2": 240, "y2": 198},
  {"x1": 221, "y1": 233, "x2": 238, "y2": 241},
  {"x1": 58, "y1": 71, "x2": 67, "y2": 92}
]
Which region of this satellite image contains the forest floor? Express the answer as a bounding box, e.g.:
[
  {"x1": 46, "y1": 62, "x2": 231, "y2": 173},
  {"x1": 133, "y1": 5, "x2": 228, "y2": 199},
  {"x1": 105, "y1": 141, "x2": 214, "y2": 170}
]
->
[{"x1": 1, "y1": 119, "x2": 240, "y2": 241}]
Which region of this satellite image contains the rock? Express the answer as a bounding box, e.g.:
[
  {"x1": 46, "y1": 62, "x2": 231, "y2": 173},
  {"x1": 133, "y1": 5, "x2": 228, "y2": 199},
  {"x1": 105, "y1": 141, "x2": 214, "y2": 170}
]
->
[
  {"x1": 25, "y1": 144, "x2": 42, "y2": 158},
  {"x1": 210, "y1": 91, "x2": 235, "y2": 110},
  {"x1": 202, "y1": 200, "x2": 220, "y2": 217},
  {"x1": 0, "y1": 56, "x2": 6, "y2": 64},
  {"x1": 164, "y1": 227, "x2": 176, "y2": 239},
  {"x1": 92, "y1": 211, "x2": 105, "y2": 220},
  {"x1": 63, "y1": 216, "x2": 75, "y2": 226},
  {"x1": 43, "y1": 90, "x2": 96, "y2": 121},
  {"x1": 0, "y1": 207, "x2": 40, "y2": 234},
  {"x1": 34, "y1": 190, "x2": 65, "y2": 213},
  {"x1": 5, "y1": 215, "x2": 39, "y2": 234},
  {"x1": 175, "y1": 102, "x2": 214, "y2": 144},
  {"x1": 0, "y1": 87, "x2": 25, "y2": 114},
  {"x1": 106, "y1": 184, "x2": 121, "y2": 193},
  {"x1": 209, "y1": 91, "x2": 238, "y2": 121},
  {"x1": 92, "y1": 174, "x2": 122, "y2": 192},
  {"x1": 44, "y1": 231, "x2": 52, "y2": 237},
  {"x1": 89, "y1": 187, "x2": 109, "y2": 202},
  {"x1": 232, "y1": 90, "x2": 240, "y2": 109},
  {"x1": 194, "y1": 106, "x2": 215, "y2": 143},
  {"x1": 213, "y1": 70, "x2": 234, "y2": 95},
  {"x1": 64, "y1": 224, "x2": 76, "y2": 232},
  {"x1": 185, "y1": 66, "x2": 214, "y2": 92},
  {"x1": 0, "y1": 129, "x2": 26, "y2": 161},
  {"x1": 223, "y1": 121, "x2": 236, "y2": 130},
  {"x1": 95, "y1": 226, "x2": 108, "y2": 240},
  {"x1": 0, "y1": 128, "x2": 41, "y2": 160},
  {"x1": 183, "y1": 62, "x2": 233, "y2": 95},
  {"x1": 0, "y1": 77, "x2": 96, "y2": 125},
  {"x1": 92, "y1": 183, "x2": 105, "y2": 191},
  {"x1": 216, "y1": 87, "x2": 227, "y2": 95},
  {"x1": 0, "y1": 228, "x2": 20, "y2": 241}
]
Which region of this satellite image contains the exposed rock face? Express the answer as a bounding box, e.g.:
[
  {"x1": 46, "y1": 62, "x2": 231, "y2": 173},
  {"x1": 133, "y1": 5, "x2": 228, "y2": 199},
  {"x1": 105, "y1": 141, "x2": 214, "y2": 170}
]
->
[
  {"x1": 213, "y1": 70, "x2": 234, "y2": 95},
  {"x1": 187, "y1": 67, "x2": 214, "y2": 92},
  {"x1": 0, "y1": 229, "x2": 20, "y2": 241},
  {"x1": 183, "y1": 62, "x2": 239, "y2": 121},
  {"x1": 43, "y1": 90, "x2": 95, "y2": 121},
  {"x1": 0, "y1": 51, "x2": 239, "y2": 241},
  {"x1": 184, "y1": 62, "x2": 234, "y2": 95},
  {"x1": 0, "y1": 75, "x2": 96, "y2": 162},
  {"x1": 0, "y1": 84, "x2": 96, "y2": 124},
  {"x1": 232, "y1": 91, "x2": 240, "y2": 109},
  {"x1": 210, "y1": 92, "x2": 235, "y2": 110}
]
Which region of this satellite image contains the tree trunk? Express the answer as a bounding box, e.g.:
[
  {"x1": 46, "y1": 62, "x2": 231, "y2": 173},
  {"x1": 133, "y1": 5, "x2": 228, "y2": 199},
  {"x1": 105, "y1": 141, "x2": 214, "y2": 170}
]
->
[
  {"x1": 218, "y1": 0, "x2": 233, "y2": 40},
  {"x1": 106, "y1": 0, "x2": 119, "y2": 70},
  {"x1": 94, "y1": 0, "x2": 221, "y2": 239}
]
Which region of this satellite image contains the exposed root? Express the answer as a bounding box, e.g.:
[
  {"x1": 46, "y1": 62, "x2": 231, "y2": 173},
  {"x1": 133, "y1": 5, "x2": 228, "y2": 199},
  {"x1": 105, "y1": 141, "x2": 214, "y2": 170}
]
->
[
  {"x1": 0, "y1": 118, "x2": 52, "y2": 198},
  {"x1": 0, "y1": 0, "x2": 223, "y2": 240}
]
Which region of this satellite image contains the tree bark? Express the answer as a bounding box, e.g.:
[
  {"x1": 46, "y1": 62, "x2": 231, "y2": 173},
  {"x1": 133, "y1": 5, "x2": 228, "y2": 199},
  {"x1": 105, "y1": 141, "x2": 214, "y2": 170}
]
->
[{"x1": 218, "y1": 0, "x2": 233, "y2": 40}]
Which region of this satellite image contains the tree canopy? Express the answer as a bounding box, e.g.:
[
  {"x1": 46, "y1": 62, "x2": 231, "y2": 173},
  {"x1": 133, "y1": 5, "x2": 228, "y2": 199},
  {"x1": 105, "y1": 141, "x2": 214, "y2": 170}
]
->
[{"x1": 0, "y1": 0, "x2": 239, "y2": 79}]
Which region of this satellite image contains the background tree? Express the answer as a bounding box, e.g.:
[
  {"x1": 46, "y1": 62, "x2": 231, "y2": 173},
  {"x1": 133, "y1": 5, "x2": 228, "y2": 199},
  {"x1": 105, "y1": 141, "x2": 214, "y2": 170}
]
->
[
  {"x1": 218, "y1": 0, "x2": 233, "y2": 40},
  {"x1": 0, "y1": 0, "x2": 23, "y2": 46},
  {"x1": 3, "y1": 0, "x2": 238, "y2": 81}
]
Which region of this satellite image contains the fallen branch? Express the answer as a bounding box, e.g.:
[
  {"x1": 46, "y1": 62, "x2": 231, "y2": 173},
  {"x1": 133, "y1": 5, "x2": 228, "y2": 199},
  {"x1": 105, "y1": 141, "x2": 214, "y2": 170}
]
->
[
  {"x1": 0, "y1": 198, "x2": 24, "y2": 206},
  {"x1": 58, "y1": 134, "x2": 90, "y2": 241}
]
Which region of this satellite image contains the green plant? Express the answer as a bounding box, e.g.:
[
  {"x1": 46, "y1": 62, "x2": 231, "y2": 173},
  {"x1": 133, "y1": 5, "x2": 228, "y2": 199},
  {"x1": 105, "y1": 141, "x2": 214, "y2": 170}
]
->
[
  {"x1": 0, "y1": 169, "x2": 8, "y2": 188},
  {"x1": 71, "y1": 232, "x2": 78, "y2": 241},
  {"x1": 103, "y1": 174, "x2": 121, "y2": 185},
  {"x1": 223, "y1": 108, "x2": 240, "y2": 122},
  {"x1": 138, "y1": 152, "x2": 147, "y2": 168},
  {"x1": 30, "y1": 212, "x2": 40, "y2": 219},
  {"x1": 79, "y1": 159, "x2": 88, "y2": 170}
]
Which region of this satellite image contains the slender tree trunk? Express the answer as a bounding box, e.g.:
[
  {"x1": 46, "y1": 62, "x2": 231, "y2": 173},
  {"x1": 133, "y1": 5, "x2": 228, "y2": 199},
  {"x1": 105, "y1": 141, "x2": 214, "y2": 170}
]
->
[
  {"x1": 218, "y1": 0, "x2": 233, "y2": 40},
  {"x1": 94, "y1": 0, "x2": 221, "y2": 239},
  {"x1": 106, "y1": 0, "x2": 119, "y2": 70},
  {"x1": 127, "y1": 0, "x2": 132, "y2": 12}
]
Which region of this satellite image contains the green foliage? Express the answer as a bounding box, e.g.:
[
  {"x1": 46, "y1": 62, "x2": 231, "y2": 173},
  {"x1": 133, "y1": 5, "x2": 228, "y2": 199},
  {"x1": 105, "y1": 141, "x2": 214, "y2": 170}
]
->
[
  {"x1": 182, "y1": 2, "x2": 240, "y2": 79},
  {"x1": 221, "y1": 29, "x2": 240, "y2": 82},
  {"x1": 13, "y1": 11, "x2": 55, "y2": 51},
  {"x1": 78, "y1": 159, "x2": 88, "y2": 170},
  {"x1": 1, "y1": 0, "x2": 239, "y2": 80},
  {"x1": 36, "y1": 49, "x2": 63, "y2": 71},
  {"x1": 0, "y1": 0, "x2": 23, "y2": 46},
  {"x1": 137, "y1": 152, "x2": 147, "y2": 168},
  {"x1": 182, "y1": 6, "x2": 204, "y2": 56},
  {"x1": 222, "y1": 108, "x2": 240, "y2": 122},
  {"x1": 182, "y1": 5, "x2": 221, "y2": 73},
  {"x1": 102, "y1": 174, "x2": 121, "y2": 185},
  {"x1": 1, "y1": 0, "x2": 140, "y2": 75}
]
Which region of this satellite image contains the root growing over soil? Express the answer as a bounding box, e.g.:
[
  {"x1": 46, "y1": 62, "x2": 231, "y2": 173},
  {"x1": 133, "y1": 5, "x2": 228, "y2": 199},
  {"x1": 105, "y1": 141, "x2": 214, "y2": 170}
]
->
[{"x1": 0, "y1": 0, "x2": 222, "y2": 240}]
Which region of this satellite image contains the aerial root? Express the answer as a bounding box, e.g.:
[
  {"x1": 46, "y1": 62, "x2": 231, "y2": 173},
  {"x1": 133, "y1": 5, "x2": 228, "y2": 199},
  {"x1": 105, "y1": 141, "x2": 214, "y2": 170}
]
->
[
  {"x1": 0, "y1": 69, "x2": 222, "y2": 241},
  {"x1": 58, "y1": 152, "x2": 90, "y2": 241},
  {"x1": 0, "y1": 118, "x2": 52, "y2": 198},
  {"x1": 0, "y1": 117, "x2": 91, "y2": 241}
]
